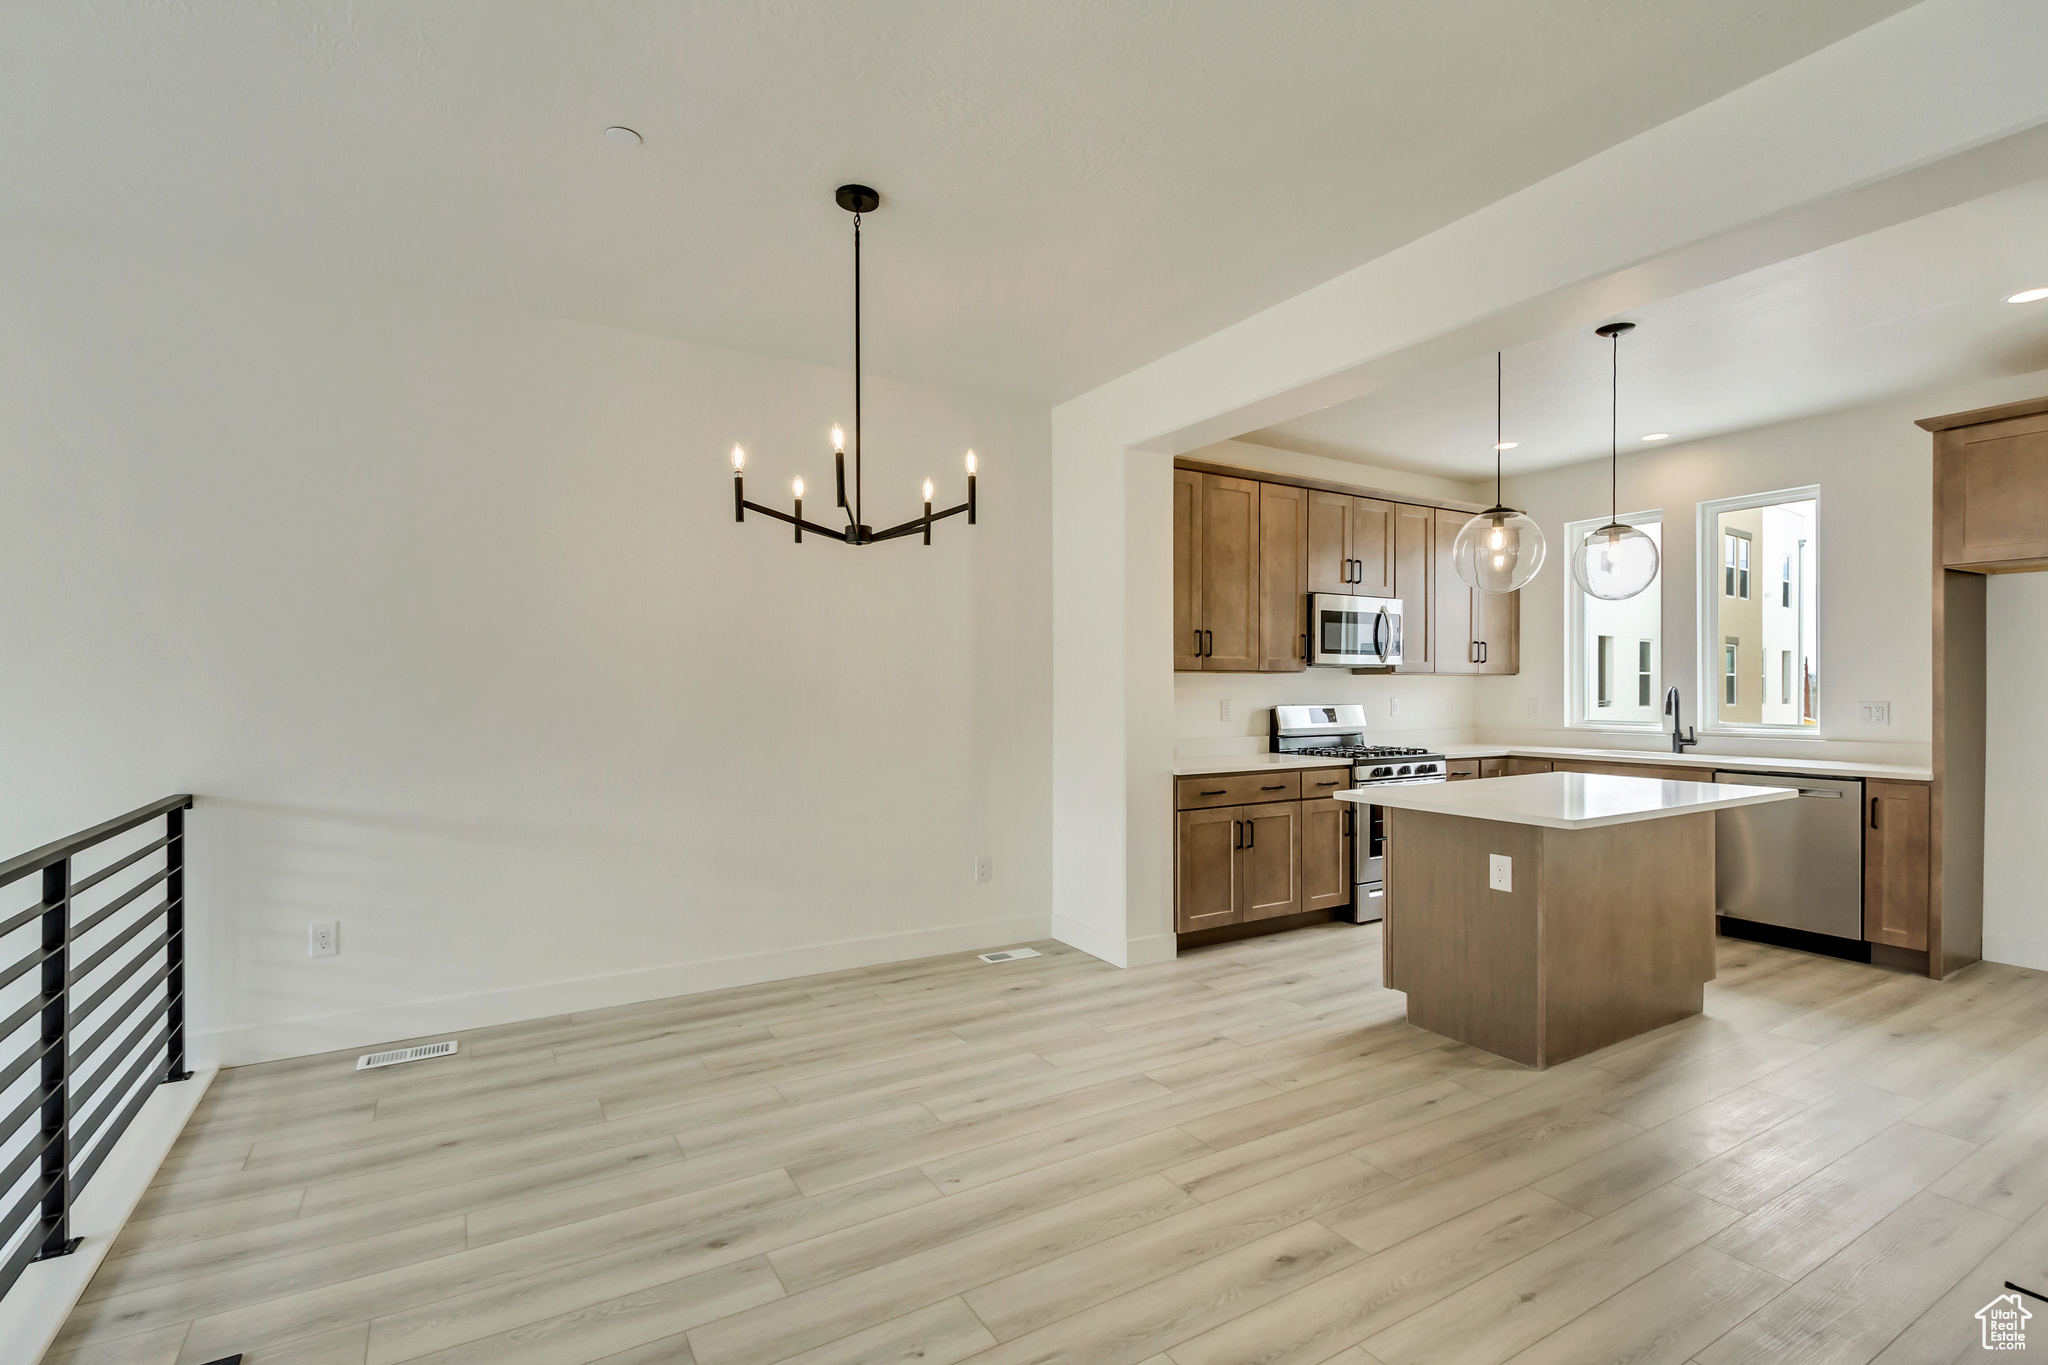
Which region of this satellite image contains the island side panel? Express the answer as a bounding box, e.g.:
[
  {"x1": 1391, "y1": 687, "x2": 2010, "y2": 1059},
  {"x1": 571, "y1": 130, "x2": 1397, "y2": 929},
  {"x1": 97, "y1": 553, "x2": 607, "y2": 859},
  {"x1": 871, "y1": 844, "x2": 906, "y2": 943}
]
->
[
  {"x1": 1383, "y1": 809, "x2": 1544, "y2": 1067},
  {"x1": 1535, "y1": 811, "x2": 1716, "y2": 1067}
]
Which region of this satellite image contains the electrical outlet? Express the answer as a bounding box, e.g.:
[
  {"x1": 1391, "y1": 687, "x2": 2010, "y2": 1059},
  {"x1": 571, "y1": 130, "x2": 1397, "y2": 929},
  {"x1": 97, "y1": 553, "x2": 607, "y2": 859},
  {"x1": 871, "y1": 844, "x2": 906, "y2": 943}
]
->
[
  {"x1": 1389, "y1": 697, "x2": 1401, "y2": 716},
  {"x1": 1219, "y1": 698, "x2": 1232, "y2": 722},
  {"x1": 309, "y1": 921, "x2": 339, "y2": 958},
  {"x1": 1488, "y1": 854, "x2": 1513, "y2": 893},
  {"x1": 1858, "y1": 701, "x2": 1890, "y2": 725},
  {"x1": 974, "y1": 856, "x2": 993, "y2": 884},
  {"x1": 1525, "y1": 696, "x2": 1541, "y2": 719}
]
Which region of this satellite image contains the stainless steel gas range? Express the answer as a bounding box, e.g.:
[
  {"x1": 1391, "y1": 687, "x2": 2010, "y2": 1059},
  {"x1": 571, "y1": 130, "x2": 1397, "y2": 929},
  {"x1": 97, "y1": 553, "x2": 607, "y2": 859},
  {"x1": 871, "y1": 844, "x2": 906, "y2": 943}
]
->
[{"x1": 1268, "y1": 705, "x2": 1447, "y2": 924}]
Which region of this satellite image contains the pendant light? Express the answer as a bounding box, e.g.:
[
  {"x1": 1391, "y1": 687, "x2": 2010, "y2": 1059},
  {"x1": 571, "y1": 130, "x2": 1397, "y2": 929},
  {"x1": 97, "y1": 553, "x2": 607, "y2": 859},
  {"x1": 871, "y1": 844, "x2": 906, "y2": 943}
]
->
[
  {"x1": 1452, "y1": 352, "x2": 1546, "y2": 594},
  {"x1": 729, "y1": 185, "x2": 979, "y2": 547},
  {"x1": 1571, "y1": 322, "x2": 1659, "y2": 601}
]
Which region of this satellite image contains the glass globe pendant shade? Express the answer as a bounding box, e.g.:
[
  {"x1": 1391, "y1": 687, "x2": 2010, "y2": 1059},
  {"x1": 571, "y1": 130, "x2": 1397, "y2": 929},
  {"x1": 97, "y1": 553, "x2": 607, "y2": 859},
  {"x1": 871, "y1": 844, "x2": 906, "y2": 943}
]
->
[
  {"x1": 1452, "y1": 506, "x2": 1546, "y2": 594},
  {"x1": 1571, "y1": 521, "x2": 1660, "y2": 601}
]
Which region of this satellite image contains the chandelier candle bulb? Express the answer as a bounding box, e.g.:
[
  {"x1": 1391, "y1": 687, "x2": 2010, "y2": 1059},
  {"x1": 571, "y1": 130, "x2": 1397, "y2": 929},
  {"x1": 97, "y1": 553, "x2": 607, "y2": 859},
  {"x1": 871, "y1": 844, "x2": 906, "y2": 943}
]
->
[
  {"x1": 732, "y1": 445, "x2": 745, "y2": 522},
  {"x1": 793, "y1": 477, "x2": 804, "y2": 543},
  {"x1": 923, "y1": 479, "x2": 934, "y2": 545},
  {"x1": 832, "y1": 426, "x2": 847, "y2": 508}
]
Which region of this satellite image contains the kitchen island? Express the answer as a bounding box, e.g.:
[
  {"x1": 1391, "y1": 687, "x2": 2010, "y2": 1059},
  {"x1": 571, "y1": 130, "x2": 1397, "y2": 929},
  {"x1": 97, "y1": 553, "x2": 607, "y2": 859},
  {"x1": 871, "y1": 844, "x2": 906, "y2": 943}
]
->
[{"x1": 1335, "y1": 771, "x2": 1796, "y2": 1068}]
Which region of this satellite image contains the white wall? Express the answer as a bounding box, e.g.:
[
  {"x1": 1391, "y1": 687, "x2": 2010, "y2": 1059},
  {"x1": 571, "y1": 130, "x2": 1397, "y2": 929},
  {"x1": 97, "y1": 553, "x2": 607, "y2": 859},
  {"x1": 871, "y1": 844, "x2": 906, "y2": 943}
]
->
[
  {"x1": 1486, "y1": 375, "x2": 2048, "y2": 765},
  {"x1": 0, "y1": 228, "x2": 1052, "y2": 1065},
  {"x1": 1985, "y1": 573, "x2": 2048, "y2": 969}
]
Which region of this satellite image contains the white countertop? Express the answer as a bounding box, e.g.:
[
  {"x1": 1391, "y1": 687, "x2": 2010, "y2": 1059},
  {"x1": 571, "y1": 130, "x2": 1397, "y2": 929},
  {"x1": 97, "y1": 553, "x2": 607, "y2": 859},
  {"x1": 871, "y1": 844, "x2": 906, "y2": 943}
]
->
[
  {"x1": 1172, "y1": 743, "x2": 1930, "y2": 782},
  {"x1": 1333, "y1": 770, "x2": 1797, "y2": 830}
]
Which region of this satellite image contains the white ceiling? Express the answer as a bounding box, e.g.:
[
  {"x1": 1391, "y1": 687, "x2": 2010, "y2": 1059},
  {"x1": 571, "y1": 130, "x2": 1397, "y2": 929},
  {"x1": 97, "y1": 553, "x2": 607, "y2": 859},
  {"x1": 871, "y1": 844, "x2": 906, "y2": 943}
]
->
[
  {"x1": 0, "y1": 2, "x2": 1917, "y2": 402},
  {"x1": 1245, "y1": 174, "x2": 2048, "y2": 478}
]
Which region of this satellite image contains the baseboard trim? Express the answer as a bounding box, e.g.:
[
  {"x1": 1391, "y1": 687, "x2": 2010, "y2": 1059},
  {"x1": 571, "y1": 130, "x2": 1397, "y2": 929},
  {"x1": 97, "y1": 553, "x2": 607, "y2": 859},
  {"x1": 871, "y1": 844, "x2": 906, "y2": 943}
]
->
[
  {"x1": 5, "y1": 1068, "x2": 215, "y2": 1365},
  {"x1": 194, "y1": 914, "x2": 1049, "y2": 1067},
  {"x1": 1049, "y1": 917, "x2": 1178, "y2": 968},
  {"x1": 1984, "y1": 932, "x2": 2048, "y2": 972}
]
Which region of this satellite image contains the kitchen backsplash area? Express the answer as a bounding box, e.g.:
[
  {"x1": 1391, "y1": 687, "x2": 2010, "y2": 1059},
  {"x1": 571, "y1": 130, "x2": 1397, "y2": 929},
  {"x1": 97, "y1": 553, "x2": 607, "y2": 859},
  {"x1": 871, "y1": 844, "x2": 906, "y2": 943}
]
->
[{"x1": 1173, "y1": 669, "x2": 1486, "y2": 760}]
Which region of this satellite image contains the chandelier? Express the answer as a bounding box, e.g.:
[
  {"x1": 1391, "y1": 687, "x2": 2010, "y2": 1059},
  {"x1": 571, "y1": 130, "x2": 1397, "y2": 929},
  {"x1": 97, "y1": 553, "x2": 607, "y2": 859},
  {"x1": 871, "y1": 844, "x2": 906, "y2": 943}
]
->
[{"x1": 730, "y1": 185, "x2": 978, "y2": 546}]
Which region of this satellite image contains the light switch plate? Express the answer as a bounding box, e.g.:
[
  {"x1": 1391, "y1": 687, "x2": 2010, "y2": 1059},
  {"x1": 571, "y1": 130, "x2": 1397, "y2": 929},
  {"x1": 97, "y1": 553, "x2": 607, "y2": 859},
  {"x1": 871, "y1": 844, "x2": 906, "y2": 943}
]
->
[
  {"x1": 1488, "y1": 854, "x2": 1512, "y2": 893},
  {"x1": 1219, "y1": 698, "x2": 1232, "y2": 722},
  {"x1": 974, "y1": 856, "x2": 992, "y2": 883},
  {"x1": 1857, "y1": 701, "x2": 1890, "y2": 725},
  {"x1": 1389, "y1": 698, "x2": 1401, "y2": 716}
]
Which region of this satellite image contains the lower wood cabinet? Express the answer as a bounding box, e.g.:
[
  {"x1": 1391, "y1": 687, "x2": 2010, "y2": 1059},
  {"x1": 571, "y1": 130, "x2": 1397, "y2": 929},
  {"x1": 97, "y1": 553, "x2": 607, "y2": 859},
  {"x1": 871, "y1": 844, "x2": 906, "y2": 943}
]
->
[
  {"x1": 1552, "y1": 759, "x2": 1702, "y2": 782},
  {"x1": 1504, "y1": 758, "x2": 1554, "y2": 775},
  {"x1": 1301, "y1": 791, "x2": 1352, "y2": 915},
  {"x1": 1865, "y1": 780, "x2": 1931, "y2": 952},
  {"x1": 1175, "y1": 767, "x2": 1348, "y2": 933}
]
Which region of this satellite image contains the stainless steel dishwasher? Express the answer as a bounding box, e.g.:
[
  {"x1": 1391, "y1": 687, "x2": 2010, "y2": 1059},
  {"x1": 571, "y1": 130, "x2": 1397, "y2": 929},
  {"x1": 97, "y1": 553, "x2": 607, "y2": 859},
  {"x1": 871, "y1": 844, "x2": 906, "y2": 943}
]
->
[{"x1": 1712, "y1": 772, "x2": 1863, "y2": 939}]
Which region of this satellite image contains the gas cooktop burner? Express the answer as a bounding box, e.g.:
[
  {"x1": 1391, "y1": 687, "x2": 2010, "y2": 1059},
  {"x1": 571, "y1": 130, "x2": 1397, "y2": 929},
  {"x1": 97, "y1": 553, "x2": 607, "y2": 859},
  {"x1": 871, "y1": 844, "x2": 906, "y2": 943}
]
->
[{"x1": 1292, "y1": 744, "x2": 1436, "y2": 759}]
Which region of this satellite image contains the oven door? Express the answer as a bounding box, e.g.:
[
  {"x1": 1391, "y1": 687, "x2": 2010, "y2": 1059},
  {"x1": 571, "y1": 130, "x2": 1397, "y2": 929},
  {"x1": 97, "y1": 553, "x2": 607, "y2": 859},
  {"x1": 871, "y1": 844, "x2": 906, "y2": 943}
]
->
[
  {"x1": 1354, "y1": 775, "x2": 1448, "y2": 897},
  {"x1": 1309, "y1": 594, "x2": 1402, "y2": 668}
]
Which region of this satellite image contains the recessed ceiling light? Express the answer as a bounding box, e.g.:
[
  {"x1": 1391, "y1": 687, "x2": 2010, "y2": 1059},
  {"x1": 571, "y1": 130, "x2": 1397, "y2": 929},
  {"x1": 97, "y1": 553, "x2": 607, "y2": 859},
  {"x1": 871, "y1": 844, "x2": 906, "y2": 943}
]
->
[
  {"x1": 1641, "y1": 432, "x2": 1670, "y2": 441},
  {"x1": 2006, "y1": 287, "x2": 2048, "y2": 304},
  {"x1": 1493, "y1": 441, "x2": 1517, "y2": 450},
  {"x1": 605, "y1": 126, "x2": 643, "y2": 148}
]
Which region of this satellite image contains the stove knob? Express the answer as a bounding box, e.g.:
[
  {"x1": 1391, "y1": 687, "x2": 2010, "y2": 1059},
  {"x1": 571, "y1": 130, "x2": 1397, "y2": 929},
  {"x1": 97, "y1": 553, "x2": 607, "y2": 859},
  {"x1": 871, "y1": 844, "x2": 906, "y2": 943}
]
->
[{"x1": 1371, "y1": 767, "x2": 1390, "y2": 779}]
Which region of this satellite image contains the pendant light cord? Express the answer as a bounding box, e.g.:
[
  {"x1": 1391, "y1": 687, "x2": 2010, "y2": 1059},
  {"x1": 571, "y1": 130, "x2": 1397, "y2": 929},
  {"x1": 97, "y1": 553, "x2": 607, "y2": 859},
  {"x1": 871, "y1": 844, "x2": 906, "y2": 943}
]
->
[
  {"x1": 1495, "y1": 351, "x2": 1504, "y2": 507},
  {"x1": 1609, "y1": 329, "x2": 1619, "y2": 523},
  {"x1": 853, "y1": 211, "x2": 863, "y2": 529}
]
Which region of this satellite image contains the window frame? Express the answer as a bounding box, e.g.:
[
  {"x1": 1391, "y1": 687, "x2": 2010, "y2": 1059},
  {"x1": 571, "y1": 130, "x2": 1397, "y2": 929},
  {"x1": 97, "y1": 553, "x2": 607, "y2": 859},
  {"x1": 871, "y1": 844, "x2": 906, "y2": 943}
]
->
[
  {"x1": 1564, "y1": 507, "x2": 1664, "y2": 732},
  {"x1": 1696, "y1": 485, "x2": 1821, "y2": 738}
]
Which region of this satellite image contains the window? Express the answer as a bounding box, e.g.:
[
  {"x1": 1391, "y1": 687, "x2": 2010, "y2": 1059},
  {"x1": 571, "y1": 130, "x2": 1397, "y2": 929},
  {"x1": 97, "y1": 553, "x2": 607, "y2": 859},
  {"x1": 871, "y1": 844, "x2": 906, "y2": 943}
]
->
[
  {"x1": 1700, "y1": 488, "x2": 1818, "y2": 730},
  {"x1": 1723, "y1": 531, "x2": 1751, "y2": 599},
  {"x1": 1567, "y1": 511, "x2": 1661, "y2": 728}
]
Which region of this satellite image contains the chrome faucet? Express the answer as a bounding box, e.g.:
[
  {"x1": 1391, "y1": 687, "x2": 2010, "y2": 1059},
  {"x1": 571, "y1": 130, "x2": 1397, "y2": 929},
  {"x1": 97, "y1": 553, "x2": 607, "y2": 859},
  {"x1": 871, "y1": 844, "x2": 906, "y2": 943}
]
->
[{"x1": 1664, "y1": 687, "x2": 1698, "y2": 754}]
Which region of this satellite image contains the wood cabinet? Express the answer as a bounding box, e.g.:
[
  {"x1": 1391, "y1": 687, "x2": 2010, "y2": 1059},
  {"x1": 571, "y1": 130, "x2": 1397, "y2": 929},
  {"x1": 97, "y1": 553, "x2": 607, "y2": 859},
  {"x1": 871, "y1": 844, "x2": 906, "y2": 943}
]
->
[
  {"x1": 1552, "y1": 759, "x2": 1702, "y2": 782},
  {"x1": 1174, "y1": 767, "x2": 1348, "y2": 932},
  {"x1": 1301, "y1": 775, "x2": 1352, "y2": 915},
  {"x1": 1174, "y1": 471, "x2": 1261, "y2": 671},
  {"x1": 1938, "y1": 408, "x2": 2048, "y2": 570},
  {"x1": 1505, "y1": 758, "x2": 1554, "y2": 775},
  {"x1": 1172, "y1": 458, "x2": 1511, "y2": 677},
  {"x1": 1308, "y1": 492, "x2": 1393, "y2": 595},
  {"x1": 1393, "y1": 503, "x2": 1434, "y2": 673},
  {"x1": 1430, "y1": 508, "x2": 1518, "y2": 674},
  {"x1": 1480, "y1": 758, "x2": 1506, "y2": 779},
  {"x1": 1865, "y1": 780, "x2": 1931, "y2": 952},
  {"x1": 1258, "y1": 483, "x2": 1309, "y2": 672},
  {"x1": 1175, "y1": 806, "x2": 1240, "y2": 932},
  {"x1": 1447, "y1": 759, "x2": 1481, "y2": 781}
]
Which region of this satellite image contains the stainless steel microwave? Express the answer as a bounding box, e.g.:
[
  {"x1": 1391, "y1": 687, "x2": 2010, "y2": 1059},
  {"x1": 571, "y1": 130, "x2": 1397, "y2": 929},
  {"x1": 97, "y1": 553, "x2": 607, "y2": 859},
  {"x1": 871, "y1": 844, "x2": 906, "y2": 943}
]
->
[{"x1": 1308, "y1": 593, "x2": 1404, "y2": 668}]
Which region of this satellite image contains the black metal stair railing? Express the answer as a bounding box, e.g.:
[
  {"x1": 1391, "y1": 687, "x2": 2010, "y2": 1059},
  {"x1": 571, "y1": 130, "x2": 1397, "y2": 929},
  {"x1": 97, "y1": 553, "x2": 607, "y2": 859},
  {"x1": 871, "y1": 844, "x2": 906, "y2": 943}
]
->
[{"x1": 0, "y1": 795, "x2": 194, "y2": 1300}]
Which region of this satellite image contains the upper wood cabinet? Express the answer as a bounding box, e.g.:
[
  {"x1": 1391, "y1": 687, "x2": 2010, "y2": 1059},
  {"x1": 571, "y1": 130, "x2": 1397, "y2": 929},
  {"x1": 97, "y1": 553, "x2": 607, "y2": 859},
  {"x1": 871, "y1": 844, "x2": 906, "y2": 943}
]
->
[
  {"x1": 1258, "y1": 483, "x2": 1309, "y2": 672},
  {"x1": 1938, "y1": 409, "x2": 2048, "y2": 570},
  {"x1": 1173, "y1": 470, "x2": 1201, "y2": 671},
  {"x1": 1865, "y1": 780, "x2": 1931, "y2": 952},
  {"x1": 1393, "y1": 504, "x2": 1434, "y2": 673},
  {"x1": 1308, "y1": 493, "x2": 1394, "y2": 596},
  {"x1": 1173, "y1": 471, "x2": 1261, "y2": 671},
  {"x1": 1431, "y1": 507, "x2": 1518, "y2": 673}
]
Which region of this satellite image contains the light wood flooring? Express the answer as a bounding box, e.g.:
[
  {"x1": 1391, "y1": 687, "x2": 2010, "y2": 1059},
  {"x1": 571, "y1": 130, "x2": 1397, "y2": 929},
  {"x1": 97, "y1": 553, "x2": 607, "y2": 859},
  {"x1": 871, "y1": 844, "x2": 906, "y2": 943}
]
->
[{"x1": 44, "y1": 923, "x2": 2048, "y2": 1365}]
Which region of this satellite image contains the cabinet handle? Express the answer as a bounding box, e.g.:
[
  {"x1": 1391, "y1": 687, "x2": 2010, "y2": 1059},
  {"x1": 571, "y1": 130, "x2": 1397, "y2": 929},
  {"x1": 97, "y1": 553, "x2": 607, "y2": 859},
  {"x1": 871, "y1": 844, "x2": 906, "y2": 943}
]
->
[
  {"x1": 1299, "y1": 632, "x2": 1307, "y2": 661},
  {"x1": 1261, "y1": 784, "x2": 1286, "y2": 791},
  {"x1": 1246, "y1": 819, "x2": 1255, "y2": 849},
  {"x1": 1199, "y1": 789, "x2": 1228, "y2": 796},
  {"x1": 1233, "y1": 820, "x2": 1243, "y2": 849},
  {"x1": 1193, "y1": 629, "x2": 1203, "y2": 657},
  {"x1": 1469, "y1": 641, "x2": 1479, "y2": 664},
  {"x1": 1315, "y1": 778, "x2": 1341, "y2": 787},
  {"x1": 1477, "y1": 641, "x2": 1488, "y2": 664},
  {"x1": 1204, "y1": 629, "x2": 1213, "y2": 657},
  {"x1": 1871, "y1": 797, "x2": 1880, "y2": 830}
]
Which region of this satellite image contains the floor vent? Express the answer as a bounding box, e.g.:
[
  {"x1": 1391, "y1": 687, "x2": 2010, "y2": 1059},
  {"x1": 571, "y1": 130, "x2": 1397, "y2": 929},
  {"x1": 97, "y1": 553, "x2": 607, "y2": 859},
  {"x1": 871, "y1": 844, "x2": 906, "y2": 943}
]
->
[
  {"x1": 357, "y1": 1040, "x2": 458, "y2": 1071},
  {"x1": 977, "y1": 948, "x2": 1042, "y2": 963}
]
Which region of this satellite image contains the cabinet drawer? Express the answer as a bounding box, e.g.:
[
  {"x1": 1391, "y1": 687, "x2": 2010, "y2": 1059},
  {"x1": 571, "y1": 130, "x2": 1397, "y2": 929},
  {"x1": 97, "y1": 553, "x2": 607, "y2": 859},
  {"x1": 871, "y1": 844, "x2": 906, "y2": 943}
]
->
[
  {"x1": 1177, "y1": 772, "x2": 1304, "y2": 809},
  {"x1": 1301, "y1": 767, "x2": 1351, "y2": 798},
  {"x1": 1446, "y1": 759, "x2": 1480, "y2": 781},
  {"x1": 1553, "y1": 759, "x2": 1706, "y2": 783}
]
